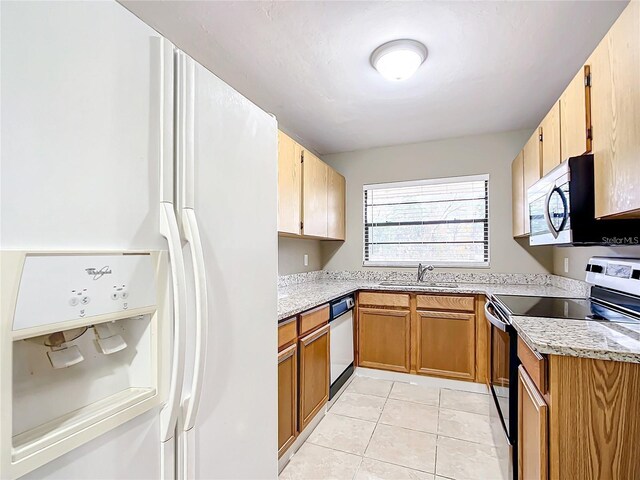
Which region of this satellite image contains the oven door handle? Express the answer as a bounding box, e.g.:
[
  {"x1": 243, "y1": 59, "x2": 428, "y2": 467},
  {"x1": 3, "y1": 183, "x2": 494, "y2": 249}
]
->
[{"x1": 485, "y1": 301, "x2": 509, "y2": 332}]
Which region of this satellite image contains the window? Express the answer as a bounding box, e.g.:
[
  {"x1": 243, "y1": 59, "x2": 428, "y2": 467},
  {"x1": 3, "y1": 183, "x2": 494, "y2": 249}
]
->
[{"x1": 363, "y1": 174, "x2": 489, "y2": 267}]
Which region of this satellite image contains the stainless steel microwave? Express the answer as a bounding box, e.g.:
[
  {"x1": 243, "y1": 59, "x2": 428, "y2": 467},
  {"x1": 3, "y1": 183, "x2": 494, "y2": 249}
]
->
[{"x1": 528, "y1": 155, "x2": 640, "y2": 246}]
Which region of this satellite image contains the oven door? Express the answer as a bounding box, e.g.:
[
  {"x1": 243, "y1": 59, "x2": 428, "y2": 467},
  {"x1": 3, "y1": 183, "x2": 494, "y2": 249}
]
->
[{"x1": 485, "y1": 301, "x2": 517, "y2": 479}]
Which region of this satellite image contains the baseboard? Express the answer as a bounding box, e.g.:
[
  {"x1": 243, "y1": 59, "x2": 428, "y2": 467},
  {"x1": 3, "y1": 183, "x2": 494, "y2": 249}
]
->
[{"x1": 355, "y1": 367, "x2": 489, "y2": 394}]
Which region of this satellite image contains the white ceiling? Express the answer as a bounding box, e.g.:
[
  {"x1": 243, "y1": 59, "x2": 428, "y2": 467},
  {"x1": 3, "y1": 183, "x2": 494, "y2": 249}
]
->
[{"x1": 122, "y1": 0, "x2": 627, "y2": 155}]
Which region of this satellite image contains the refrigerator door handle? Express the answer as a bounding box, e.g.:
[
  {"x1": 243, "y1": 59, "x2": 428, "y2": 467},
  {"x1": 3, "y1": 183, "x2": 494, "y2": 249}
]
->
[
  {"x1": 181, "y1": 207, "x2": 208, "y2": 431},
  {"x1": 159, "y1": 202, "x2": 188, "y2": 443}
]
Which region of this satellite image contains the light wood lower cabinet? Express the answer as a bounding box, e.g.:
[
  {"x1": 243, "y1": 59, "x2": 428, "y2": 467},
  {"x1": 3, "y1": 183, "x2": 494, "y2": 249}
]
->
[
  {"x1": 298, "y1": 323, "x2": 330, "y2": 431},
  {"x1": 358, "y1": 307, "x2": 411, "y2": 373},
  {"x1": 416, "y1": 310, "x2": 475, "y2": 380},
  {"x1": 278, "y1": 344, "x2": 297, "y2": 458},
  {"x1": 518, "y1": 365, "x2": 548, "y2": 480}
]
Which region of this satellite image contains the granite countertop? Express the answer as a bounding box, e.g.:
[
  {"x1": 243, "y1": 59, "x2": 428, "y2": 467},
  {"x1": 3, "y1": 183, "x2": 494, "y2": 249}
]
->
[
  {"x1": 277, "y1": 276, "x2": 640, "y2": 364},
  {"x1": 277, "y1": 280, "x2": 576, "y2": 321},
  {"x1": 510, "y1": 315, "x2": 640, "y2": 364}
]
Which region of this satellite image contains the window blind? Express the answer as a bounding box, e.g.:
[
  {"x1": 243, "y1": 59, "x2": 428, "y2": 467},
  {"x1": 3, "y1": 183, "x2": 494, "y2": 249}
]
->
[{"x1": 363, "y1": 175, "x2": 489, "y2": 267}]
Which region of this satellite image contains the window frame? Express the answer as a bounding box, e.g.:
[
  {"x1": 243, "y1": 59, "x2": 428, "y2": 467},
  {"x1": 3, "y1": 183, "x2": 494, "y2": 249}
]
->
[{"x1": 362, "y1": 174, "x2": 490, "y2": 268}]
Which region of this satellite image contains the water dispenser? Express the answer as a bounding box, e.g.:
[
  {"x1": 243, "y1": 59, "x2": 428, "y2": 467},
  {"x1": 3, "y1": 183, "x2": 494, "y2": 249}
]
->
[{"x1": 0, "y1": 252, "x2": 170, "y2": 479}]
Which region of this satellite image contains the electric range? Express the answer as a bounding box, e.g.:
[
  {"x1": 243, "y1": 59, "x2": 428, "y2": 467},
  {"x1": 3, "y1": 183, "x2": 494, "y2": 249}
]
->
[{"x1": 484, "y1": 256, "x2": 640, "y2": 480}]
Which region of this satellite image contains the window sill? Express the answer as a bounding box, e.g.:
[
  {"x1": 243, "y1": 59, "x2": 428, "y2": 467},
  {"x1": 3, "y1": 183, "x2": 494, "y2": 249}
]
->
[{"x1": 362, "y1": 261, "x2": 491, "y2": 269}]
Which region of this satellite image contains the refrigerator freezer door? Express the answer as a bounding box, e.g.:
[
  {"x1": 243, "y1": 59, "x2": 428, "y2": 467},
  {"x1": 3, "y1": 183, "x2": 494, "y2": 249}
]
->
[
  {"x1": 180, "y1": 56, "x2": 278, "y2": 479},
  {"x1": 1, "y1": 1, "x2": 165, "y2": 252},
  {"x1": 1, "y1": 2, "x2": 173, "y2": 479}
]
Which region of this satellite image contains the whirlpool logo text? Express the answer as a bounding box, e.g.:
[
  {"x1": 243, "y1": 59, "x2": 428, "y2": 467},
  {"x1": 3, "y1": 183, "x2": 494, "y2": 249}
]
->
[{"x1": 85, "y1": 266, "x2": 113, "y2": 280}]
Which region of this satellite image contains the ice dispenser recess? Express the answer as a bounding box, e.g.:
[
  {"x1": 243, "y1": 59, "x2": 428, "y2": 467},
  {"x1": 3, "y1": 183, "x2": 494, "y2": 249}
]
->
[{"x1": 0, "y1": 251, "x2": 170, "y2": 480}]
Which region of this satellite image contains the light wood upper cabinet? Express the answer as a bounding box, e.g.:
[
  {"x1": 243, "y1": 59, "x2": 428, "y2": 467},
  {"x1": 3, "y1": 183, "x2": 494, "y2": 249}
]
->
[
  {"x1": 522, "y1": 129, "x2": 542, "y2": 235},
  {"x1": 327, "y1": 168, "x2": 346, "y2": 240},
  {"x1": 302, "y1": 150, "x2": 329, "y2": 237},
  {"x1": 298, "y1": 323, "x2": 329, "y2": 431},
  {"x1": 560, "y1": 65, "x2": 591, "y2": 160},
  {"x1": 518, "y1": 366, "x2": 548, "y2": 480},
  {"x1": 277, "y1": 130, "x2": 347, "y2": 239},
  {"x1": 358, "y1": 307, "x2": 411, "y2": 373},
  {"x1": 523, "y1": 128, "x2": 542, "y2": 191},
  {"x1": 277, "y1": 131, "x2": 302, "y2": 235},
  {"x1": 416, "y1": 310, "x2": 475, "y2": 381},
  {"x1": 589, "y1": 1, "x2": 640, "y2": 219},
  {"x1": 540, "y1": 101, "x2": 562, "y2": 175},
  {"x1": 278, "y1": 344, "x2": 298, "y2": 457},
  {"x1": 512, "y1": 151, "x2": 526, "y2": 237}
]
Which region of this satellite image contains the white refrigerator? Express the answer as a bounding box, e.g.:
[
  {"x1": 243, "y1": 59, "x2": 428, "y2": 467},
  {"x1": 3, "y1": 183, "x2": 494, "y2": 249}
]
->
[{"x1": 1, "y1": 1, "x2": 278, "y2": 479}]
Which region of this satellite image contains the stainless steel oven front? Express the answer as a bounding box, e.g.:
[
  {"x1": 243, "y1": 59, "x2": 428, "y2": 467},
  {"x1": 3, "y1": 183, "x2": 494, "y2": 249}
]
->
[{"x1": 485, "y1": 299, "x2": 519, "y2": 479}]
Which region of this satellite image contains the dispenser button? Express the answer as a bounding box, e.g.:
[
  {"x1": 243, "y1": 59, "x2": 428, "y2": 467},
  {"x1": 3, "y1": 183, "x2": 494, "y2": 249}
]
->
[
  {"x1": 121, "y1": 291, "x2": 129, "y2": 299},
  {"x1": 81, "y1": 296, "x2": 90, "y2": 305},
  {"x1": 111, "y1": 292, "x2": 119, "y2": 300},
  {"x1": 69, "y1": 297, "x2": 79, "y2": 306}
]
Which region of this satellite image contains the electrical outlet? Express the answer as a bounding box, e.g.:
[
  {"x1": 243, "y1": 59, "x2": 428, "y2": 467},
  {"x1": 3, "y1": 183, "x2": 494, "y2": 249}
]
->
[
  {"x1": 303, "y1": 254, "x2": 309, "y2": 267},
  {"x1": 564, "y1": 257, "x2": 569, "y2": 273}
]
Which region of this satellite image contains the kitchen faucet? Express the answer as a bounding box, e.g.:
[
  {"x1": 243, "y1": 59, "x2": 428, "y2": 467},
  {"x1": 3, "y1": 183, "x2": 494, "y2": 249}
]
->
[{"x1": 417, "y1": 263, "x2": 434, "y2": 282}]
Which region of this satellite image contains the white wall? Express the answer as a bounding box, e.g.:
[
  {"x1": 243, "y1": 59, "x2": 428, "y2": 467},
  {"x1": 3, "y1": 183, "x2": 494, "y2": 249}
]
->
[
  {"x1": 321, "y1": 130, "x2": 554, "y2": 273},
  {"x1": 553, "y1": 245, "x2": 640, "y2": 280},
  {"x1": 278, "y1": 237, "x2": 323, "y2": 275}
]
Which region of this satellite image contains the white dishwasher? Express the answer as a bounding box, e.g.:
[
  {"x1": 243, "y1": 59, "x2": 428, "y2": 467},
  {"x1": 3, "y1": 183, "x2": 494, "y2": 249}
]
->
[{"x1": 329, "y1": 294, "x2": 355, "y2": 399}]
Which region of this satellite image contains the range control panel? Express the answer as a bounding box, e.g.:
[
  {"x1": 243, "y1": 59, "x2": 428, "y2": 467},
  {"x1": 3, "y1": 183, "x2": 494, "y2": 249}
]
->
[{"x1": 13, "y1": 254, "x2": 157, "y2": 331}]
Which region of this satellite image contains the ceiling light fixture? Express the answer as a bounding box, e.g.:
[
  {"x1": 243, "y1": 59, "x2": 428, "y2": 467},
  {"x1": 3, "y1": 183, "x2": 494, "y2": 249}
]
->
[{"x1": 370, "y1": 39, "x2": 427, "y2": 81}]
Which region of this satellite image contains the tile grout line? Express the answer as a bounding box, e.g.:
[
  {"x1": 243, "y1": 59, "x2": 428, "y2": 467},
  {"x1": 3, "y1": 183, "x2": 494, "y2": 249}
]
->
[
  {"x1": 361, "y1": 382, "x2": 392, "y2": 457},
  {"x1": 292, "y1": 380, "x2": 500, "y2": 478},
  {"x1": 350, "y1": 379, "x2": 394, "y2": 480}
]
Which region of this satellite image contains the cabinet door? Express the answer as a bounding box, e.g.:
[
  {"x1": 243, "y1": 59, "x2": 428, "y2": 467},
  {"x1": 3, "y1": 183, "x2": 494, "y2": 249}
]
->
[
  {"x1": 518, "y1": 366, "x2": 548, "y2": 480},
  {"x1": 302, "y1": 151, "x2": 328, "y2": 237},
  {"x1": 523, "y1": 130, "x2": 542, "y2": 235},
  {"x1": 540, "y1": 102, "x2": 561, "y2": 175},
  {"x1": 560, "y1": 65, "x2": 591, "y2": 159},
  {"x1": 590, "y1": 1, "x2": 640, "y2": 219},
  {"x1": 278, "y1": 344, "x2": 297, "y2": 457},
  {"x1": 327, "y1": 167, "x2": 346, "y2": 240},
  {"x1": 298, "y1": 324, "x2": 329, "y2": 431},
  {"x1": 511, "y1": 151, "x2": 526, "y2": 237},
  {"x1": 358, "y1": 307, "x2": 410, "y2": 373},
  {"x1": 277, "y1": 131, "x2": 302, "y2": 235},
  {"x1": 523, "y1": 129, "x2": 542, "y2": 191},
  {"x1": 416, "y1": 310, "x2": 475, "y2": 381}
]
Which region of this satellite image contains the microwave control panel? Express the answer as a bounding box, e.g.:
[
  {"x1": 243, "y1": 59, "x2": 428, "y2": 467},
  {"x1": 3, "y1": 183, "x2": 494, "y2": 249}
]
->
[{"x1": 13, "y1": 253, "x2": 157, "y2": 331}]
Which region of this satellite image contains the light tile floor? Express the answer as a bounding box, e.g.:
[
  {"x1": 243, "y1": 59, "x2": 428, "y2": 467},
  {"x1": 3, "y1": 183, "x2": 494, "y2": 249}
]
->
[{"x1": 280, "y1": 376, "x2": 509, "y2": 480}]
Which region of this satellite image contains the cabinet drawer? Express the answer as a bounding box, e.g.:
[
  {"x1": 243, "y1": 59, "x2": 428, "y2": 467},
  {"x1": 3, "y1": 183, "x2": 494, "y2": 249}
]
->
[
  {"x1": 299, "y1": 304, "x2": 330, "y2": 336},
  {"x1": 518, "y1": 336, "x2": 547, "y2": 393},
  {"x1": 358, "y1": 292, "x2": 410, "y2": 308},
  {"x1": 278, "y1": 316, "x2": 297, "y2": 351},
  {"x1": 417, "y1": 294, "x2": 475, "y2": 312}
]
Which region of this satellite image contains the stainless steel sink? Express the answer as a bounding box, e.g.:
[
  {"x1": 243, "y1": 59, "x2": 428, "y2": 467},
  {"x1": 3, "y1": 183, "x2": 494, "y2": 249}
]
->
[{"x1": 378, "y1": 281, "x2": 459, "y2": 288}]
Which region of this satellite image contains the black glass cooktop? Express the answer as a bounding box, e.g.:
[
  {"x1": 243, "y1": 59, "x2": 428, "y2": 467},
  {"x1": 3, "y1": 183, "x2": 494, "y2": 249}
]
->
[{"x1": 493, "y1": 294, "x2": 639, "y2": 323}]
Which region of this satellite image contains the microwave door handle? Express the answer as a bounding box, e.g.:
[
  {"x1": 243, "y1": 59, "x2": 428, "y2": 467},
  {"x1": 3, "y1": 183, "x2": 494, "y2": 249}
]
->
[
  {"x1": 544, "y1": 185, "x2": 560, "y2": 239},
  {"x1": 485, "y1": 301, "x2": 508, "y2": 332}
]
